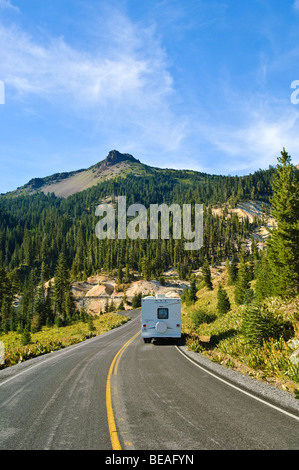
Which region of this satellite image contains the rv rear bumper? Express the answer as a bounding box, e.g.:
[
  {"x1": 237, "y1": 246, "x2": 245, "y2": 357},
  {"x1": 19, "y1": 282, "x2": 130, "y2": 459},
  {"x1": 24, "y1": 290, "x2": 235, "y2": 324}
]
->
[{"x1": 141, "y1": 330, "x2": 181, "y2": 339}]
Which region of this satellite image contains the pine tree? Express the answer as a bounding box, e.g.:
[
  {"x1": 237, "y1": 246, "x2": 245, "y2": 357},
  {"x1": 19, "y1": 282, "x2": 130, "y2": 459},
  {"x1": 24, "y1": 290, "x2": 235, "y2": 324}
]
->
[
  {"x1": 125, "y1": 265, "x2": 130, "y2": 283},
  {"x1": 267, "y1": 149, "x2": 299, "y2": 297},
  {"x1": 0, "y1": 266, "x2": 8, "y2": 313},
  {"x1": 132, "y1": 292, "x2": 142, "y2": 308},
  {"x1": 45, "y1": 281, "x2": 54, "y2": 326},
  {"x1": 88, "y1": 315, "x2": 96, "y2": 332},
  {"x1": 227, "y1": 256, "x2": 238, "y2": 285},
  {"x1": 53, "y1": 252, "x2": 76, "y2": 321},
  {"x1": 31, "y1": 265, "x2": 47, "y2": 332},
  {"x1": 117, "y1": 265, "x2": 123, "y2": 284},
  {"x1": 141, "y1": 256, "x2": 151, "y2": 280},
  {"x1": 255, "y1": 251, "x2": 272, "y2": 301},
  {"x1": 234, "y1": 258, "x2": 250, "y2": 305},
  {"x1": 1, "y1": 296, "x2": 11, "y2": 333},
  {"x1": 217, "y1": 284, "x2": 231, "y2": 315},
  {"x1": 21, "y1": 326, "x2": 32, "y2": 346},
  {"x1": 202, "y1": 259, "x2": 213, "y2": 290},
  {"x1": 23, "y1": 229, "x2": 34, "y2": 267},
  {"x1": 189, "y1": 278, "x2": 198, "y2": 303},
  {"x1": 54, "y1": 253, "x2": 68, "y2": 316},
  {"x1": 20, "y1": 269, "x2": 38, "y2": 326}
]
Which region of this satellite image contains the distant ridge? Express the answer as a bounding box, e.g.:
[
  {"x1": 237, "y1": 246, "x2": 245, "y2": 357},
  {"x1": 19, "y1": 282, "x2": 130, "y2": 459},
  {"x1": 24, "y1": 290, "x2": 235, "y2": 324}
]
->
[{"x1": 9, "y1": 150, "x2": 146, "y2": 198}]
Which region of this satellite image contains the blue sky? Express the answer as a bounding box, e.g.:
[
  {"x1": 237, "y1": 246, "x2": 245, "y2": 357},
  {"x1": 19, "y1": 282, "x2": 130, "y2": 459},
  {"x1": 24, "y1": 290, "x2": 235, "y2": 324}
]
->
[{"x1": 0, "y1": 0, "x2": 299, "y2": 193}]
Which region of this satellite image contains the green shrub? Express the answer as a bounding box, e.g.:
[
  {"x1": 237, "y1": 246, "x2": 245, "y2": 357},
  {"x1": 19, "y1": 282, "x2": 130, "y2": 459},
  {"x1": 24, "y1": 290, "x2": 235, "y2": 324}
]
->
[
  {"x1": 241, "y1": 303, "x2": 294, "y2": 347},
  {"x1": 21, "y1": 328, "x2": 32, "y2": 346},
  {"x1": 191, "y1": 309, "x2": 216, "y2": 328}
]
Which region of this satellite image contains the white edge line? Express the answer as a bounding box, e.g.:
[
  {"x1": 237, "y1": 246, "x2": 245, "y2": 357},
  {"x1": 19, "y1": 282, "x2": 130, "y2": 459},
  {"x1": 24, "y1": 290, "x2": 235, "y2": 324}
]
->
[
  {"x1": 176, "y1": 346, "x2": 299, "y2": 422},
  {"x1": 0, "y1": 313, "x2": 140, "y2": 388}
]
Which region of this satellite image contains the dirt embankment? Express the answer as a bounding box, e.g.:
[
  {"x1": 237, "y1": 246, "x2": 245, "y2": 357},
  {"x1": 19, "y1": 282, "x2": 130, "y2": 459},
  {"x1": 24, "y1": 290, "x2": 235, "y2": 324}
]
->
[{"x1": 71, "y1": 271, "x2": 189, "y2": 316}]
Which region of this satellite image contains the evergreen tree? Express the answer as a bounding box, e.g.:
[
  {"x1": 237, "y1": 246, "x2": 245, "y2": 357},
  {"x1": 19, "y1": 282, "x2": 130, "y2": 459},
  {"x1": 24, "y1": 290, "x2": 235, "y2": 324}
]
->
[
  {"x1": 189, "y1": 278, "x2": 198, "y2": 303},
  {"x1": 53, "y1": 252, "x2": 76, "y2": 321},
  {"x1": 1, "y1": 296, "x2": 11, "y2": 333},
  {"x1": 141, "y1": 256, "x2": 151, "y2": 280},
  {"x1": 117, "y1": 265, "x2": 123, "y2": 284},
  {"x1": 31, "y1": 266, "x2": 48, "y2": 332},
  {"x1": 217, "y1": 284, "x2": 231, "y2": 315},
  {"x1": 125, "y1": 265, "x2": 130, "y2": 283},
  {"x1": 21, "y1": 326, "x2": 32, "y2": 346},
  {"x1": 202, "y1": 259, "x2": 213, "y2": 290},
  {"x1": 20, "y1": 269, "x2": 38, "y2": 327},
  {"x1": 267, "y1": 149, "x2": 299, "y2": 297},
  {"x1": 45, "y1": 281, "x2": 54, "y2": 326},
  {"x1": 227, "y1": 256, "x2": 238, "y2": 285},
  {"x1": 234, "y1": 258, "x2": 250, "y2": 305},
  {"x1": 88, "y1": 315, "x2": 96, "y2": 332},
  {"x1": 132, "y1": 292, "x2": 142, "y2": 308},
  {"x1": 255, "y1": 251, "x2": 272, "y2": 301},
  {"x1": 0, "y1": 266, "x2": 8, "y2": 313},
  {"x1": 64, "y1": 290, "x2": 77, "y2": 322}
]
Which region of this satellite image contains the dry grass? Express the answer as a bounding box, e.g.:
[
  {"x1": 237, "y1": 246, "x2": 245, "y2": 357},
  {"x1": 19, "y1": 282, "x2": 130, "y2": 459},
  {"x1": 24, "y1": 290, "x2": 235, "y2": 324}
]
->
[{"x1": 0, "y1": 313, "x2": 130, "y2": 369}]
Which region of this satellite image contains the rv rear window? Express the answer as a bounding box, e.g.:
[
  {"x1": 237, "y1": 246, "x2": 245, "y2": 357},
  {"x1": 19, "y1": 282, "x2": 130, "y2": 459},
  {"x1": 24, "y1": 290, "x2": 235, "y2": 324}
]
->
[{"x1": 157, "y1": 308, "x2": 168, "y2": 319}]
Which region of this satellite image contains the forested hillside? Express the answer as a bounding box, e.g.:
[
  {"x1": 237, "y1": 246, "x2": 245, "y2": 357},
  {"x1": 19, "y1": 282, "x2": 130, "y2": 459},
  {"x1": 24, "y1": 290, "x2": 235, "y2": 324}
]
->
[
  {"x1": 0, "y1": 149, "x2": 297, "y2": 337},
  {"x1": 181, "y1": 149, "x2": 299, "y2": 392}
]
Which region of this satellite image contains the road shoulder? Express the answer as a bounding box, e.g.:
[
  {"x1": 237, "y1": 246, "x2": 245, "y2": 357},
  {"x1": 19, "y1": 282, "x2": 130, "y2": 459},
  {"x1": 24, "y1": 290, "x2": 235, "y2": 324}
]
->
[{"x1": 177, "y1": 344, "x2": 299, "y2": 418}]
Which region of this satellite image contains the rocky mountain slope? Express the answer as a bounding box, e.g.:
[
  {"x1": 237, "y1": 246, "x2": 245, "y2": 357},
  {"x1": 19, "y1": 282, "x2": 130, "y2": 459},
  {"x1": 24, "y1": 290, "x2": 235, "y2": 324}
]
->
[{"x1": 9, "y1": 150, "x2": 149, "y2": 198}]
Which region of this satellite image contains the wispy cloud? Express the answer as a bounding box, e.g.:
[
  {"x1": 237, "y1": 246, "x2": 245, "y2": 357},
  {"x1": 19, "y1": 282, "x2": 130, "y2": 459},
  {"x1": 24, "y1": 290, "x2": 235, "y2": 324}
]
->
[
  {"x1": 1, "y1": 2, "x2": 298, "y2": 178},
  {"x1": 0, "y1": 0, "x2": 19, "y2": 12},
  {"x1": 195, "y1": 102, "x2": 299, "y2": 174},
  {"x1": 294, "y1": 0, "x2": 299, "y2": 11},
  {"x1": 0, "y1": 23, "x2": 172, "y2": 108},
  {"x1": 0, "y1": 11, "x2": 187, "y2": 158}
]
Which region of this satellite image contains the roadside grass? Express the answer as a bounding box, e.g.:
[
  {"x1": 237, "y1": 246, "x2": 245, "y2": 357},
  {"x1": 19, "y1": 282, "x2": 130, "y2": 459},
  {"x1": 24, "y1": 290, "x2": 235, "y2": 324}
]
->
[
  {"x1": 181, "y1": 276, "x2": 299, "y2": 396},
  {"x1": 0, "y1": 313, "x2": 130, "y2": 369}
]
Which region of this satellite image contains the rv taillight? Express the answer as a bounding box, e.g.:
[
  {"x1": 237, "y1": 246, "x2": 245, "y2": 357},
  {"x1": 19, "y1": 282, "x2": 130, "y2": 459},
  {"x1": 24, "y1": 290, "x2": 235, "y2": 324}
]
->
[
  {"x1": 143, "y1": 324, "x2": 146, "y2": 328},
  {"x1": 176, "y1": 324, "x2": 180, "y2": 327}
]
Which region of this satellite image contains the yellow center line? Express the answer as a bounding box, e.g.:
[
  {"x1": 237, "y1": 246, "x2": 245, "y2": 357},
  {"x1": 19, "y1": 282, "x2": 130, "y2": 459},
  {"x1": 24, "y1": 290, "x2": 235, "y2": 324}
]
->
[
  {"x1": 114, "y1": 332, "x2": 139, "y2": 376},
  {"x1": 106, "y1": 331, "x2": 140, "y2": 450}
]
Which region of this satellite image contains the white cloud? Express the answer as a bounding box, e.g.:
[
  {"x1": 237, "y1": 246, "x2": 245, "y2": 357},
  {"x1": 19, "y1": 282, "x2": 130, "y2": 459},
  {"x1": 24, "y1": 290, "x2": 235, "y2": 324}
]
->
[
  {"x1": 0, "y1": 23, "x2": 172, "y2": 108},
  {"x1": 0, "y1": 13, "x2": 187, "y2": 157},
  {"x1": 294, "y1": 0, "x2": 299, "y2": 11},
  {"x1": 196, "y1": 105, "x2": 299, "y2": 174},
  {"x1": 0, "y1": 0, "x2": 19, "y2": 12},
  {"x1": 2, "y1": 5, "x2": 298, "y2": 177}
]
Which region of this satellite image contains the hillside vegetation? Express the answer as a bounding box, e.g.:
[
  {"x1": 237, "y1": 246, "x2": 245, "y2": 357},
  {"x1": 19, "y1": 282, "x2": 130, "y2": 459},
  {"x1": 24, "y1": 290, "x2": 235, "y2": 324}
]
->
[
  {"x1": 0, "y1": 311, "x2": 129, "y2": 368},
  {"x1": 181, "y1": 149, "x2": 299, "y2": 396},
  {"x1": 181, "y1": 266, "x2": 299, "y2": 396}
]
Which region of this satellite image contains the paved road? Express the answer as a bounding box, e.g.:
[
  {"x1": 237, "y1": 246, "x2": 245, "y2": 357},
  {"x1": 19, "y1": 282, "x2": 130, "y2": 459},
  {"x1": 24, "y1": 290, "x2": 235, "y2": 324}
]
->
[
  {"x1": 0, "y1": 310, "x2": 299, "y2": 450},
  {"x1": 113, "y1": 335, "x2": 299, "y2": 450},
  {"x1": 0, "y1": 311, "x2": 140, "y2": 450}
]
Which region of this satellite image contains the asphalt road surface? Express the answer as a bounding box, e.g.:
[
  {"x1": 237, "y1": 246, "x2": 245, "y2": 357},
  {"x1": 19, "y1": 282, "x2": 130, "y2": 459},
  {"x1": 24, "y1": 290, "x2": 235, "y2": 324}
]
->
[{"x1": 0, "y1": 310, "x2": 299, "y2": 450}]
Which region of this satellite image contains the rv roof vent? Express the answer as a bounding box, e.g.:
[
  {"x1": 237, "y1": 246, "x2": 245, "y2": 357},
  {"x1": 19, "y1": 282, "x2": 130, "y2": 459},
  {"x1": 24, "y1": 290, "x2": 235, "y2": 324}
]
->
[{"x1": 156, "y1": 293, "x2": 166, "y2": 299}]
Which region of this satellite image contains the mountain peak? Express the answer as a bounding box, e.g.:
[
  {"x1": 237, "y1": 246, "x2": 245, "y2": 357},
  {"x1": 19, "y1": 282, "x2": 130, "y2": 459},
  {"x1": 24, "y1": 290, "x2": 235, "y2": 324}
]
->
[
  {"x1": 105, "y1": 150, "x2": 140, "y2": 166},
  {"x1": 91, "y1": 150, "x2": 141, "y2": 175}
]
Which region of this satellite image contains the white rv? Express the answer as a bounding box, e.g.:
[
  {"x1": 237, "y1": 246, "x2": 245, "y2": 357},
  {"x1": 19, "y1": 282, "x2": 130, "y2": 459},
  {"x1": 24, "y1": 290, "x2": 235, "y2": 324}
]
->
[{"x1": 141, "y1": 294, "x2": 181, "y2": 343}]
